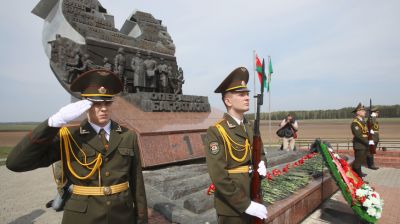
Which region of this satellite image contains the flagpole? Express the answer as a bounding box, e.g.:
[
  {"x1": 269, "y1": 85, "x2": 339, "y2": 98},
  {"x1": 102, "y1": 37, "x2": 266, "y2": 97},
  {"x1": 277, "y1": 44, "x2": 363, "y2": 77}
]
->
[
  {"x1": 253, "y1": 50, "x2": 257, "y2": 121},
  {"x1": 268, "y1": 56, "x2": 272, "y2": 147}
]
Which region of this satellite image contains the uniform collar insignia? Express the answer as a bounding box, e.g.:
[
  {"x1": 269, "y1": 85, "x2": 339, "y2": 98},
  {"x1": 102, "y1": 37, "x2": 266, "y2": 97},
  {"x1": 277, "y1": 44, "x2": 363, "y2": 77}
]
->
[
  {"x1": 227, "y1": 120, "x2": 236, "y2": 128},
  {"x1": 80, "y1": 127, "x2": 90, "y2": 135},
  {"x1": 115, "y1": 125, "x2": 122, "y2": 133}
]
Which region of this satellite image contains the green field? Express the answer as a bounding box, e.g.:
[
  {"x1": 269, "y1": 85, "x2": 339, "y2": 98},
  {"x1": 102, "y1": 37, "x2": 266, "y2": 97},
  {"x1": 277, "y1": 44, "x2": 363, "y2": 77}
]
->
[
  {"x1": 0, "y1": 123, "x2": 38, "y2": 132},
  {"x1": 0, "y1": 146, "x2": 12, "y2": 159}
]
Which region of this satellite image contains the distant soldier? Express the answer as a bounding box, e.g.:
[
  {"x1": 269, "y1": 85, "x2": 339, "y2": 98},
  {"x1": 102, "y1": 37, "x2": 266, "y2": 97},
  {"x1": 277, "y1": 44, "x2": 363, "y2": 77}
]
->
[
  {"x1": 7, "y1": 69, "x2": 148, "y2": 224},
  {"x1": 367, "y1": 107, "x2": 380, "y2": 170},
  {"x1": 114, "y1": 47, "x2": 126, "y2": 92},
  {"x1": 205, "y1": 67, "x2": 268, "y2": 223},
  {"x1": 351, "y1": 103, "x2": 374, "y2": 180}
]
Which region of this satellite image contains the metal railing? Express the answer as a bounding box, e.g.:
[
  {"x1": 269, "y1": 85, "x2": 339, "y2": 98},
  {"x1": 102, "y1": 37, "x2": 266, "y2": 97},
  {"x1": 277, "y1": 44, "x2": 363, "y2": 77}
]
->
[{"x1": 295, "y1": 138, "x2": 400, "y2": 151}]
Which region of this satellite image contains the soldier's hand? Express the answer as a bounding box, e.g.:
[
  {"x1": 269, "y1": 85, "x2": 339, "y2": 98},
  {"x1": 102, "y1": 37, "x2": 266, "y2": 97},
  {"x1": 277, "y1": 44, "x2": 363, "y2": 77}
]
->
[
  {"x1": 245, "y1": 201, "x2": 268, "y2": 219},
  {"x1": 370, "y1": 129, "x2": 375, "y2": 134},
  {"x1": 368, "y1": 140, "x2": 375, "y2": 145},
  {"x1": 48, "y1": 100, "x2": 93, "y2": 127},
  {"x1": 257, "y1": 161, "x2": 267, "y2": 177}
]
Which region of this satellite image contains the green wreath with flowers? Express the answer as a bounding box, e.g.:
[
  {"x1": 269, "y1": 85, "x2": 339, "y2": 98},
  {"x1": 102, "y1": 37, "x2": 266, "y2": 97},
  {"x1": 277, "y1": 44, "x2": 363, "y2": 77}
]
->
[{"x1": 318, "y1": 141, "x2": 383, "y2": 223}]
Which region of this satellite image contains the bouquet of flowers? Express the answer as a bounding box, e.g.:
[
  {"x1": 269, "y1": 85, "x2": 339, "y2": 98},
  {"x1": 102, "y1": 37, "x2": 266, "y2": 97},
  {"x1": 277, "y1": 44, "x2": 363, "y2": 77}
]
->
[{"x1": 318, "y1": 140, "x2": 383, "y2": 223}]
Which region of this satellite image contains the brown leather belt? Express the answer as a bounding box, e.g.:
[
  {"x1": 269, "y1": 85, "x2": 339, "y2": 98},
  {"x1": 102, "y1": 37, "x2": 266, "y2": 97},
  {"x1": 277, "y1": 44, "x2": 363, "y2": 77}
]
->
[{"x1": 72, "y1": 182, "x2": 129, "y2": 196}]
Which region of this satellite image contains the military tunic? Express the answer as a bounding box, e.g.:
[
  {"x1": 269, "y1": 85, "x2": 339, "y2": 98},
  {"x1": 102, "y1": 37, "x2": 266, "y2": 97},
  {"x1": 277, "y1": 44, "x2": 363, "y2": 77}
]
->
[
  {"x1": 205, "y1": 113, "x2": 265, "y2": 223},
  {"x1": 351, "y1": 117, "x2": 369, "y2": 174},
  {"x1": 372, "y1": 117, "x2": 380, "y2": 145},
  {"x1": 7, "y1": 119, "x2": 148, "y2": 224}
]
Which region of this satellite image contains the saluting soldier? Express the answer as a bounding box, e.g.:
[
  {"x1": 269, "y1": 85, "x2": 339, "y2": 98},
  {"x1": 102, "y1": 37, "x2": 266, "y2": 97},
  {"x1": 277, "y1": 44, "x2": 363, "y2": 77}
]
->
[
  {"x1": 367, "y1": 107, "x2": 380, "y2": 170},
  {"x1": 205, "y1": 67, "x2": 268, "y2": 224},
  {"x1": 7, "y1": 69, "x2": 148, "y2": 224},
  {"x1": 350, "y1": 103, "x2": 374, "y2": 180}
]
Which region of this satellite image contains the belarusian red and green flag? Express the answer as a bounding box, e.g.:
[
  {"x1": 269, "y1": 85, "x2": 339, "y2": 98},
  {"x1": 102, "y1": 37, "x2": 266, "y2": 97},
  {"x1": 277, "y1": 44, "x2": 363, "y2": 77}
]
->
[{"x1": 255, "y1": 54, "x2": 267, "y2": 88}]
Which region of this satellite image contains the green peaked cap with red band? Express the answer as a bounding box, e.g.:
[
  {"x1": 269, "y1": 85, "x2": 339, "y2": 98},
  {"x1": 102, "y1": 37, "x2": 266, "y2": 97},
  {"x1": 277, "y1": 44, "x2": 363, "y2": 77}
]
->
[
  {"x1": 70, "y1": 69, "x2": 123, "y2": 102},
  {"x1": 214, "y1": 67, "x2": 250, "y2": 93}
]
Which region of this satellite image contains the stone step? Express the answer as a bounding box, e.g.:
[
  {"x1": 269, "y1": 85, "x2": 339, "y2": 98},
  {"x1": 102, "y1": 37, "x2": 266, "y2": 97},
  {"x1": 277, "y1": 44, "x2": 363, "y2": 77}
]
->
[
  {"x1": 182, "y1": 188, "x2": 214, "y2": 214},
  {"x1": 161, "y1": 173, "x2": 211, "y2": 200},
  {"x1": 143, "y1": 164, "x2": 208, "y2": 190}
]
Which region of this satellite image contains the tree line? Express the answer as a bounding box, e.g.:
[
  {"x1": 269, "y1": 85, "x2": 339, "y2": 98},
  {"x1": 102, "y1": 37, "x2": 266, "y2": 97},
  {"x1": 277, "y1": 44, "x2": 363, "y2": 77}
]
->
[{"x1": 246, "y1": 105, "x2": 400, "y2": 120}]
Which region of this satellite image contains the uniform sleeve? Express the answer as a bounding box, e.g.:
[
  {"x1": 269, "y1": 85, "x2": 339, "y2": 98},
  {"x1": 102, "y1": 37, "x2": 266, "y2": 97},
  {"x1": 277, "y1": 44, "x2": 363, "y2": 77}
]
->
[
  {"x1": 205, "y1": 127, "x2": 251, "y2": 213},
  {"x1": 351, "y1": 122, "x2": 368, "y2": 146},
  {"x1": 6, "y1": 119, "x2": 61, "y2": 172},
  {"x1": 372, "y1": 120, "x2": 379, "y2": 143},
  {"x1": 130, "y1": 132, "x2": 148, "y2": 224}
]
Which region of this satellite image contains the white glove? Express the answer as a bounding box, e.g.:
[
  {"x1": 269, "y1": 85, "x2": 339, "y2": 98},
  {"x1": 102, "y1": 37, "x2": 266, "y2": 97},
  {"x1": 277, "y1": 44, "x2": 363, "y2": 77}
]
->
[
  {"x1": 370, "y1": 129, "x2": 375, "y2": 134},
  {"x1": 257, "y1": 161, "x2": 267, "y2": 177},
  {"x1": 368, "y1": 140, "x2": 375, "y2": 145},
  {"x1": 245, "y1": 201, "x2": 268, "y2": 220},
  {"x1": 48, "y1": 100, "x2": 93, "y2": 127},
  {"x1": 371, "y1": 112, "x2": 377, "y2": 117}
]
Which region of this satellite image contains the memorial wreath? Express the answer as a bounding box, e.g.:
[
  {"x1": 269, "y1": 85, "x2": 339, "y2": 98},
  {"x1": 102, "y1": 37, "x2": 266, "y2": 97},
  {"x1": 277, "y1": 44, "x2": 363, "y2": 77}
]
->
[{"x1": 318, "y1": 141, "x2": 383, "y2": 223}]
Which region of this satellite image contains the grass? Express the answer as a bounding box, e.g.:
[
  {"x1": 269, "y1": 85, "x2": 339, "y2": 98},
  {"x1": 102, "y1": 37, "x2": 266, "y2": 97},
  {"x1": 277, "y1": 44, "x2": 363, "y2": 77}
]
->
[
  {"x1": 0, "y1": 123, "x2": 38, "y2": 132},
  {"x1": 0, "y1": 146, "x2": 12, "y2": 159}
]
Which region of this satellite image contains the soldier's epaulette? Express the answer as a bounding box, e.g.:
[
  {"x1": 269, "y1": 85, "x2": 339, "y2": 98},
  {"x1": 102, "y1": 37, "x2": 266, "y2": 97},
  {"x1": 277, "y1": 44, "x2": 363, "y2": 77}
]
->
[
  {"x1": 62, "y1": 123, "x2": 80, "y2": 128},
  {"x1": 213, "y1": 118, "x2": 225, "y2": 126}
]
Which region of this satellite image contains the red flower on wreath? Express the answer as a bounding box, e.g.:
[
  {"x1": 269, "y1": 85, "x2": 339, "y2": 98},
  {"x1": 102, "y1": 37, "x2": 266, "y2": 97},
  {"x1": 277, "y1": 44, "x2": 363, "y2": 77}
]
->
[
  {"x1": 299, "y1": 159, "x2": 304, "y2": 165},
  {"x1": 293, "y1": 162, "x2": 299, "y2": 167},
  {"x1": 282, "y1": 167, "x2": 289, "y2": 173}
]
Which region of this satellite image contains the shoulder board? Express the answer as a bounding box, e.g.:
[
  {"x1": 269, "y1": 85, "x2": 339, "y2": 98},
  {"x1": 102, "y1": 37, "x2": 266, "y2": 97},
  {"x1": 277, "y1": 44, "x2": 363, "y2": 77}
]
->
[
  {"x1": 213, "y1": 118, "x2": 225, "y2": 126},
  {"x1": 63, "y1": 123, "x2": 80, "y2": 128}
]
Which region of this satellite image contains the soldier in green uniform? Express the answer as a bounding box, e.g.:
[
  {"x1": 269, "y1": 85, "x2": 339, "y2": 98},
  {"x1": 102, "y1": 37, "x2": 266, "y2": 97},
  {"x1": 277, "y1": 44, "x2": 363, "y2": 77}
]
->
[
  {"x1": 7, "y1": 69, "x2": 148, "y2": 224},
  {"x1": 366, "y1": 107, "x2": 380, "y2": 170},
  {"x1": 205, "y1": 67, "x2": 268, "y2": 224},
  {"x1": 351, "y1": 103, "x2": 374, "y2": 180}
]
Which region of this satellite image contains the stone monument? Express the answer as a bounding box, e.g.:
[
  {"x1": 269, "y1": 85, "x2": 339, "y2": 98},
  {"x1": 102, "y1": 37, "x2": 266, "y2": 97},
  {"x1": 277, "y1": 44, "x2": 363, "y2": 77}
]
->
[{"x1": 32, "y1": 0, "x2": 218, "y2": 168}]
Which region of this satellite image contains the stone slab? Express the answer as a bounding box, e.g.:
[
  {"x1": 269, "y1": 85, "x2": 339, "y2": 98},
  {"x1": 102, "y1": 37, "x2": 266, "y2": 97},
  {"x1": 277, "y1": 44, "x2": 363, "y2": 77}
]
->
[{"x1": 111, "y1": 96, "x2": 223, "y2": 168}]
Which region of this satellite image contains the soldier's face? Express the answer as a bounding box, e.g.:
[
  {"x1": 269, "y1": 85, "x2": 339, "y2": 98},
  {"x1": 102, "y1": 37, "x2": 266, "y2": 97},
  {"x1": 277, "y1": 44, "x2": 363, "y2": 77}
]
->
[
  {"x1": 224, "y1": 91, "x2": 250, "y2": 113},
  {"x1": 356, "y1": 109, "x2": 366, "y2": 117},
  {"x1": 87, "y1": 101, "x2": 113, "y2": 126}
]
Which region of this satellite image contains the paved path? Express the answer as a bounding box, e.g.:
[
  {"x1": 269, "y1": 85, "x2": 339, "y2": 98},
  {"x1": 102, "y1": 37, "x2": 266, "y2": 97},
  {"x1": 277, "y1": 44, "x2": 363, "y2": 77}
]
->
[
  {"x1": 302, "y1": 167, "x2": 400, "y2": 224},
  {"x1": 1, "y1": 164, "x2": 399, "y2": 224},
  {"x1": 0, "y1": 165, "x2": 169, "y2": 224}
]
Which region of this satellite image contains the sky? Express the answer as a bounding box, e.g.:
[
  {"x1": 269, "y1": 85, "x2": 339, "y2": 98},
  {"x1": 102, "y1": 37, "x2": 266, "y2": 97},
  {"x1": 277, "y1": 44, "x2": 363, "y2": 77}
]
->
[{"x1": 0, "y1": 0, "x2": 399, "y2": 122}]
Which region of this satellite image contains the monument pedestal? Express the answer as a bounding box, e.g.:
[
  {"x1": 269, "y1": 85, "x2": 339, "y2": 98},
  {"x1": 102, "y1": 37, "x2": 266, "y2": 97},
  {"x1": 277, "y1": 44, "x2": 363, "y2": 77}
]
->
[{"x1": 111, "y1": 95, "x2": 223, "y2": 168}]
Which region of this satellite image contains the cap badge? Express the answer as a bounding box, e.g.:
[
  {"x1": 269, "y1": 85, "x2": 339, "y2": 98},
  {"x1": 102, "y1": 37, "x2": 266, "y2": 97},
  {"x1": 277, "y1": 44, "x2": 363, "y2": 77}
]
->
[
  {"x1": 98, "y1": 71, "x2": 109, "y2": 76},
  {"x1": 98, "y1": 86, "x2": 107, "y2": 94},
  {"x1": 240, "y1": 67, "x2": 247, "y2": 72},
  {"x1": 241, "y1": 81, "x2": 246, "y2": 86}
]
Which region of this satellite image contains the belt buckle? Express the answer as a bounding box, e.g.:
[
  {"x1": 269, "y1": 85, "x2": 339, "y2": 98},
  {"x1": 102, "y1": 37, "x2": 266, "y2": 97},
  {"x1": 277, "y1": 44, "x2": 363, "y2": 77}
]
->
[{"x1": 103, "y1": 186, "x2": 112, "y2": 196}]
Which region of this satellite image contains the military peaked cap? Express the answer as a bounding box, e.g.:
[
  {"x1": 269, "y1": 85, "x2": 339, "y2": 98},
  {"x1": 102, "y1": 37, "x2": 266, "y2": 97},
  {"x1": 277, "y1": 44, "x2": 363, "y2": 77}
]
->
[
  {"x1": 70, "y1": 69, "x2": 123, "y2": 102},
  {"x1": 371, "y1": 107, "x2": 380, "y2": 112},
  {"x1": 214, "y1": 67, "x2": 250, "y2": 93},
  {"x1": 352, "y1": 102, "x2": 366, "y2": 113}
]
